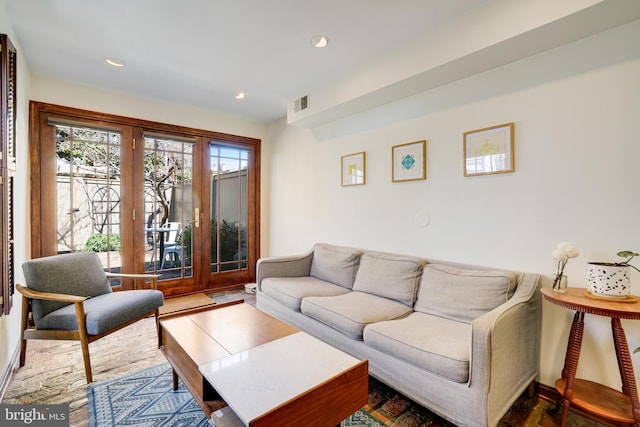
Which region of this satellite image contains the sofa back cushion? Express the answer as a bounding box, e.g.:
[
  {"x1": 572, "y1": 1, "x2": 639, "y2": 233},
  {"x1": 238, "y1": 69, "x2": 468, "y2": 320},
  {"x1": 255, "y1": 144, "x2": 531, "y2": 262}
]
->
[
  {"x1": 310, "y1": 244, "x2": 361, "y2": 289},
  {"x1": 415, "y1": 264, "x2": 517, "y2": 323},
  {"x1": 352, "y1": 252, "x2": 425, "y2": 306}
]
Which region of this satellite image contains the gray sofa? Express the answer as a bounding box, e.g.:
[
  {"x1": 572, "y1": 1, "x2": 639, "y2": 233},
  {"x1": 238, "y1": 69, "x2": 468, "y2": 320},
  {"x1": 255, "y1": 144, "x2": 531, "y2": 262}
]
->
[{"x1": 256, "y1": 243, "x2": 541, "y2": 427}]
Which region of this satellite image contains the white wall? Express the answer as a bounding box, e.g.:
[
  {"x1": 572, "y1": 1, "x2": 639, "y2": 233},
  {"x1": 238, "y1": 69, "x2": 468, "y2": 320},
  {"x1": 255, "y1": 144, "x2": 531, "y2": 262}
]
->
[
  {"x1": 30, "y1": 77, "x2": 266, "y2": 140},
  {"x1": 0, "y1": 0, "x2": 31, "y2": 393},
  {"x1": 265, "y1": 20, "x2": 640, "y2": 389}
]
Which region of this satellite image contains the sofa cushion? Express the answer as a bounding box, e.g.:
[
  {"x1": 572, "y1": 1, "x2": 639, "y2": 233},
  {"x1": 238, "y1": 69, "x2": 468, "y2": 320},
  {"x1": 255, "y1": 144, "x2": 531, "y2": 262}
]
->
[
  {"x1": 310, "y1": 244, "x2": 361, "y2": 289},
  {"x1": 415, "y1": 264, "x2": 517, "y2": 323},
  {"x1": 363, "y1": 312, "x2": 471, "y2": 383},
  {"x1": 261, "y1": 276, "x2": 351, "y2": 311},
  {"x1": 352, "y1": 252, "x2": 425, "y2": 306},
  {"x1": 301, "y1": 291, "x2": 412, "y2": 340}
]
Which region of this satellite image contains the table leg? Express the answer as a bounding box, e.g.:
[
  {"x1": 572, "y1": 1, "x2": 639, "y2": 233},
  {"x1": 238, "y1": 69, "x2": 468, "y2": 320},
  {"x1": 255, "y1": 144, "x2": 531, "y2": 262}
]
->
[
  {"x1": 558, "y1": 311, "x2": 585, "y2": 427},
  {"x1": 611, "y1": 318, "x2": 640, "y2": 425},
  {"x1": 158, "y1": 232, "x2": 165, "y2": 268},
  {"x1": 172, "y1": 368, "x2": 179, "y2": 391}
]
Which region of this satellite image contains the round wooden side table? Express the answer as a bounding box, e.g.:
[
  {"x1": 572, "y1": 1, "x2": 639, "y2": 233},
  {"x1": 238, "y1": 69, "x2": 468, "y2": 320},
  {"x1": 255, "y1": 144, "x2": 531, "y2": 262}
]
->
[{"x1": 541, "y1": 287, "x2": 640, "y2": 426}]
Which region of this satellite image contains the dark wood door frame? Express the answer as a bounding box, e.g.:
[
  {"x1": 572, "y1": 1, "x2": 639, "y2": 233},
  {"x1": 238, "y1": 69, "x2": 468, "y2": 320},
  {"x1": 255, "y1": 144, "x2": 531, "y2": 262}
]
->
[{"x1": 29, "y1": 101, "x2": 260, "y2": 295}]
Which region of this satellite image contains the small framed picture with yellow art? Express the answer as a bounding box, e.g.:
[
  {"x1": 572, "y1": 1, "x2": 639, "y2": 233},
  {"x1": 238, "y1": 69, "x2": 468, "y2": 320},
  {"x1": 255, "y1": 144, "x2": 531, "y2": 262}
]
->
[
  {"x1": 463, "y1": 123, "x2": 514, "y2": 177},
  {"x1": 341, "y1": 152, "x2": 366, "y2": 186}
]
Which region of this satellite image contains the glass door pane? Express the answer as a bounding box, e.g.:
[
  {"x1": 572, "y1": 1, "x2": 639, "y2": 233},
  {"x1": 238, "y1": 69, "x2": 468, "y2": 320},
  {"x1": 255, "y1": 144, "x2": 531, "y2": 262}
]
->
[
  {"x1": 210, "y1": 144, "x2": 248, "y2": 273},
  {"x1": 143, "y1": 135, "x2": 194, "y2": 280},
  {"x1": 55, "y1": 125, "x2": 123, "y2": 285}
]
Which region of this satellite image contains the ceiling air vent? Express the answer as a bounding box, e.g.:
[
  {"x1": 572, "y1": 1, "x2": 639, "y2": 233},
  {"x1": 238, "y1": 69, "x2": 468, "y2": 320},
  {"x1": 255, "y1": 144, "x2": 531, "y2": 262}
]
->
[{"x1": 293, "y1": 95, "x2": 309, "y2": 113}]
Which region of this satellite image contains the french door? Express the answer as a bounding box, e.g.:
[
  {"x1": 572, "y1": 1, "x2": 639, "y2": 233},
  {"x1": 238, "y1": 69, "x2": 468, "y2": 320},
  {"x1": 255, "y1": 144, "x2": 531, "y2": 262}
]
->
[
  {"x1": 30, "y1": 102, "x2": 260, "y2": 296},
  {"x1": 207, "y1": 142, "x2": 254, "y2": 288}
]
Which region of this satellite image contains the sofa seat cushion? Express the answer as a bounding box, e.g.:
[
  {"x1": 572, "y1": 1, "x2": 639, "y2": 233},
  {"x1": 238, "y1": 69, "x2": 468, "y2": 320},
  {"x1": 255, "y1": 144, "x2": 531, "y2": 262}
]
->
[
  {"x1": 261, "y1": 277, "x2": 351, "y2": 311},
  {"x1": 301, "y1": 291, "x2": 412, "y2": 340},
  {"x1": 310, "y1": 244, "x2": 362, "y2": 289},
  {"x1": 415, "y1": 264, "x2": 517, "y2": 323},
  {"x1": 363, "y1": 312, "x2": 471, "y2": 383},
  {"x1": 352, "y1": 252, "x2": 426, "y2": 306},
  {"x1": 36, "y1": 290, "x2": 164, "y2": 335}
]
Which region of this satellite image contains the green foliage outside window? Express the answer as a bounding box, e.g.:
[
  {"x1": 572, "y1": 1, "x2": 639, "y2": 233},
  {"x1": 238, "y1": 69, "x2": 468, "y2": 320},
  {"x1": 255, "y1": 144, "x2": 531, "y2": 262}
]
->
[
  {"x1": 84, "y1": 233, "x2": 122, "y2": 252},
  {"x1": 181, "y1": 219, "x2": 239, "y2": 263}
]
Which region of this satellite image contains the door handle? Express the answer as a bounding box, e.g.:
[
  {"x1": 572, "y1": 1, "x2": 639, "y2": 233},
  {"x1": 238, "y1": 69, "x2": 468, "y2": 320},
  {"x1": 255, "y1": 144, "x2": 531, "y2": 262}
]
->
[{"x1": 193, "y1": 208, "x2": 200, "y2": 228}]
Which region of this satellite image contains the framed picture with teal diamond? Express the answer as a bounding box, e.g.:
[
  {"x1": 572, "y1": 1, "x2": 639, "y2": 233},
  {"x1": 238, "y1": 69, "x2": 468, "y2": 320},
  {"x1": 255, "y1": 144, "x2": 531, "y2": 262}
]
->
[{"x1": 392, "y1": 140, "x2": 426, "y2": 182}]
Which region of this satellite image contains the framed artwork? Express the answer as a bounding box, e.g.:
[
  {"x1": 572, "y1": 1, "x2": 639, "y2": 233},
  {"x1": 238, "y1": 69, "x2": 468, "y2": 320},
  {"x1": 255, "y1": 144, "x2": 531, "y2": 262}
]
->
[
  {"x1": 341, "y1": 151, "x2": 366, "y2": 186},
  {"x1": 463, "y1": 122, "x2": 514, "y2": 177},
  {"x1": 392, "y1": 140, "x2": 426, "y2": 182}
]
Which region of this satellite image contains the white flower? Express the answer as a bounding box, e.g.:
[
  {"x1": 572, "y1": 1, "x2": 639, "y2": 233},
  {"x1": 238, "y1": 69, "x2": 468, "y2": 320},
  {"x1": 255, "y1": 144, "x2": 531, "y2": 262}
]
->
[
  {"x1": 554, "y1": 242, "x2": 579, "y2": 259},
  {"x1": 551, "y1": 242, "x2": 580, "y2": 290},
  {"x1": 557, "y1": 241, "x2": 572, "y2": 250},
  {"x1": 564, "y1": 245, "x2": 579, "y2": 258},
  {"x1": 552, "y1": 249, "x2": 568, "y2": 262}
]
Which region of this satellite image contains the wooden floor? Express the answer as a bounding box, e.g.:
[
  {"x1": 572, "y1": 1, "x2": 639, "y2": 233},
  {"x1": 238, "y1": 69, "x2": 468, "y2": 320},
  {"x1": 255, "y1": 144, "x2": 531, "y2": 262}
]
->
[
  {"x1": 3, "y1": 316, "x2": 166, "y2": 426},
  {"x1": 2, "y1": 289, "x2": 253, "y2": 427}
]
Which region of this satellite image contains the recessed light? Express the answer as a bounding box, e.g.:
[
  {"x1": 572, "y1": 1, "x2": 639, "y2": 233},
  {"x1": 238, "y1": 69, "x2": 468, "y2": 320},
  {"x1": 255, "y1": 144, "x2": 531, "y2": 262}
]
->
[
  {"x1": 235, "y1": 92, "x2": 245, "y2": 99},
  {"x1": 105, "y1": 58, "x2": 125, "y2": 67},
  {"x1": 310, "y1": 35, "x2": 329, "y2": 48}
]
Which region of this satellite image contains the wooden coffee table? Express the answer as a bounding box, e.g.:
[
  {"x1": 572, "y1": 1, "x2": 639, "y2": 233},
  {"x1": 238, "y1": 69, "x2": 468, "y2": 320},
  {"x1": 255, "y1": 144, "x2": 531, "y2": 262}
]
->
[{"x1": 159, "y1": 302, "x2": 368, "y2": 426}]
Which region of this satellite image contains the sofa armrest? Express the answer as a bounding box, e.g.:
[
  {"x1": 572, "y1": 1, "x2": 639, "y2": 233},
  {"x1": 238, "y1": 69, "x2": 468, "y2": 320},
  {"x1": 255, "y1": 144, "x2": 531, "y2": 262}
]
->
[
  {"x1": 256, "y1": 250, "x2": 314, "y2": 291},
  {"x1": 469, "y1": 273, "x2": 541, "y2": 403}
]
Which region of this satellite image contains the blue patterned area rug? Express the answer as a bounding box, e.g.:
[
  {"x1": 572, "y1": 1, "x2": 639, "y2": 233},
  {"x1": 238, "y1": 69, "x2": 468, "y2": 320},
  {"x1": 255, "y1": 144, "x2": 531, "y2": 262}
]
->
[{"x1": 88, "y1": 363, "x2": 384, "y2": 427}]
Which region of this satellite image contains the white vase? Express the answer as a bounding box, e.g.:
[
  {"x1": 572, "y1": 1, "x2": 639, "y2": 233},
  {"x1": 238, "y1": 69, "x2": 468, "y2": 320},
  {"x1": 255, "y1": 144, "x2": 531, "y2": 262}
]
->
[{"x1": 586, "y1": 262, "x2": 630, "y2": 298}]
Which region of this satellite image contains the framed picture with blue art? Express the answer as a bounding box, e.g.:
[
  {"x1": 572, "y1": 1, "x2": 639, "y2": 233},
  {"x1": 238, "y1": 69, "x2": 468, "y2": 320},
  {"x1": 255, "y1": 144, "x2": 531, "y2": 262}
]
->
[
  {"x1": 392, "y1": 140, "x2": 426, "y2": 182},
  {"x1": 341, "y1": 151, "x2": 366, "y2": 186}
]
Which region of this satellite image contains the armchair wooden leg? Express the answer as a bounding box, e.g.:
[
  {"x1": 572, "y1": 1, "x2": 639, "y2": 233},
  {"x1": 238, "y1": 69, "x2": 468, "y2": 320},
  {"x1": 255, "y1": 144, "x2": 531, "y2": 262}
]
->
[
  {"x1": 19, "y1": 295, "x2": 30, "y2": 367},
  {"x1": 19, "y1": 337, "x2": 27, "y2": 367},
  {"x1": 79, "y1": 336, "x2": 93, "y2": 383},
  {"x1": 155, "y1": 308, "x2": 161, "y2": 347},
  {"x1": 74, "y1": 302, "x2": 93, "y2": 383}
]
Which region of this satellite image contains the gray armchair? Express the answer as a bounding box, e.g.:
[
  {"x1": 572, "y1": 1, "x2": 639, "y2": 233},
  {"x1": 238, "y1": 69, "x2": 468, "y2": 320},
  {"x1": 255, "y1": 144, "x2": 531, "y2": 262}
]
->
[{"x1": 17, "y1": 252, "x2": 164, "y2": 383}]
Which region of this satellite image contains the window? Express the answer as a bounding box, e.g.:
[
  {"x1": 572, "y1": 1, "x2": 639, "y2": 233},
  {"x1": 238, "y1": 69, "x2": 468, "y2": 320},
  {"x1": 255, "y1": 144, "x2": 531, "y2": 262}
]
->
[
  {"x1": 54, "y1": 123, "x2": 124, "y2": 285},
  {"x1": 143, "y1": 134, "x2": 195, "y2": 279},
  {"x1": 210, "y1": 143, "x2": 249, "y2": 273}
]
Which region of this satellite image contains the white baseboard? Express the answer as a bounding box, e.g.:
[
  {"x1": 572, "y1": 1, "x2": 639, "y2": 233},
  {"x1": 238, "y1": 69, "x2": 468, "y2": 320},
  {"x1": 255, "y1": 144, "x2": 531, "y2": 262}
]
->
[{"x1": 0, "y1": 344, "x2": 20, "y2": 402}]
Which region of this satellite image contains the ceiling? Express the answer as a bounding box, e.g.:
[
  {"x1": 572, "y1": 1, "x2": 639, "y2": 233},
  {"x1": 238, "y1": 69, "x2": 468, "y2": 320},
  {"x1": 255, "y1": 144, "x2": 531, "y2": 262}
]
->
[{"x1": 4, "y1": 0, "x2": 488, "y2": 124}]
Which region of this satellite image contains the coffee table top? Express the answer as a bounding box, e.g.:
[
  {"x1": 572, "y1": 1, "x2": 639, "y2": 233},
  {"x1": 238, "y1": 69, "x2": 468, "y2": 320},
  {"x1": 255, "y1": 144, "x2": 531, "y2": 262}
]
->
[
  {"x1": 200, "y1": 331, "x2": 363, "y2": 425},
  {"x1": 160, "y1": 303, "x2": 299, "y2": 366}
]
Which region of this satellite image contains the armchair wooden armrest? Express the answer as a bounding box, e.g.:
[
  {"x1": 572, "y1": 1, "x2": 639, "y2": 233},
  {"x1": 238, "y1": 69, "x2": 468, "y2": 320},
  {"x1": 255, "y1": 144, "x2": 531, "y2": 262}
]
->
[
  {"x1": 16, "y1": 283, "x2": 87, "y2": 303},
  {"x1": 105, "y1": 273, "x2": 161, "y2": 290}
]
